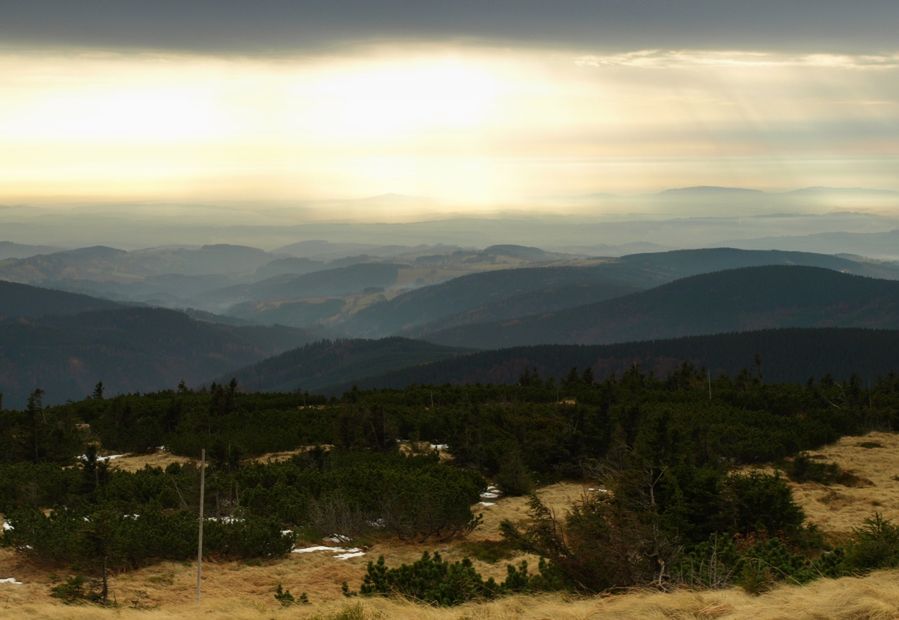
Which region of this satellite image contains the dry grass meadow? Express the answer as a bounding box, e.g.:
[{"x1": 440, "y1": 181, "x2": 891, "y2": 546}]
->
[
  {"x1": 744, "y1": 430, "x2": 899, "y2": 535},
  {"x1": 3, "y1": 433, "x2": 899, "y2": 619}
]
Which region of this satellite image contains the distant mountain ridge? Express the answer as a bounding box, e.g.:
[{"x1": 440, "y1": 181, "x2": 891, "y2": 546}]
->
[
  {"x1": 329, "y1": 328, "x2": 899, "y2": 393},
  {"x1": 0, "y1": 280, "x2": 121, "y2": 319},
  {"x1": 0, "y1": 241, "x2": 60, "y2": 260},
  {"x1": 0, "y1": 306, "x2": 315, "y2": 407},
  {"x1": 341, "y1": 248, "x2": 899, "y2": 338},
  {"x1": 223, "y1": 337, "x2": 465, "y2": 393},
  {"x1": 423, "y1": 265, "x2": 899, "y2": 348},
  {"x1": 726, "y1": 230, "x2": 899, "y2": 260}
]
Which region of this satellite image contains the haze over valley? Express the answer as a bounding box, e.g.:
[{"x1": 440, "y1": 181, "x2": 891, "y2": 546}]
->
[{"x1": 3, "y1": 2, "x2": 899, "y2": 619}]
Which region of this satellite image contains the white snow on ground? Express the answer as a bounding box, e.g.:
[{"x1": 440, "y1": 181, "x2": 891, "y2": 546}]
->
[
  {"x1": 293, "y1": 534, "x2": 364, "y2": 559},
  {"x1": 480, "y1": 485, "x2": 503, "y2": 500},
  {"x1": 291, "y1": 545, "x2": 364, "y2": 560},
  {"x1": 587, "y1": 487, "x2": 610, "y2": 494},
  {"x1": 478, "y1": 501, "x2": 496, "y2": 507},
  {"x1": 292, "y1": 545, "x2": 346, "y2": 554},
  {"x1": 430, "y1": 444, "x2": 449, "y2": 451},
  {"x1": 78, "y1": 453, "x2": 125, "y2": 463},
  {"x1": 205, "y1": 516, "x2": 244, "y2": 524},
  {"x1": 2, "y1": 519, "x2": 13, "y2": 531},
  {"x1": 0, "y1": 578, "x2": 23, "y2": 585}
]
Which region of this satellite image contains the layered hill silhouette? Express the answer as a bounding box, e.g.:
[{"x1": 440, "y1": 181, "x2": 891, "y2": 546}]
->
[
  {"x1": 331, "y1": 328, "x2": 899, "y2": 393},
  {"x1": 223, "y1": 328, "x2": 899, "y2": 397},
  {"x1": 0, "y1": 241, "x2": 59, "y2": 260},
  {"x1": 0, "y1": 307, "x2": 314, "y2": 407},
  {"x1": 201, "y1": 262, "x2": 404, "y2": 308},
  {"x1": 423, "y1": 266, "x2": 899, "y2": 349},
  {"x1": 342, "y1": 249, "x2": 899, "y2": 337},
  {"x1": 223, "y1": 337, "x2": 465, "y2": 393},
  {"x1": 0, "y1": 280, "x2": 121, "y2": 319}
]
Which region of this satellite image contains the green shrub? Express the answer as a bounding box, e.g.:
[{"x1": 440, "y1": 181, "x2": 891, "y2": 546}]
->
[
  {"x1": 495, "y1": 449, "x2": 534, "y2": 496},
  {"x1": 843, "y1": 513, "x2": 899, "y2": 572},
  {"x1": 723, "y1": 472, "x2": 805, "y2": 537},
  {"x1": 274, "y1": 583, "x2": 308, "y2": 606},
  {"x1": 50, "y1": 575, "x2": 103, "y2": 605},
  {"x1": 350, "y1": 551, "x2": 549, "y2": 606},
  {"x1": 783, "y1": 453, "x2": 863, "y2": 486},
  {"x1": 356, "y1": 552, "x2": 497, "y2": 605}
]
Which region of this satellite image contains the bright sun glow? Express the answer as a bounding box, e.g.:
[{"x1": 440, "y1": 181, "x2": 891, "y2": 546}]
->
[
  {"x1": 292, "y1": 58, "x2": 501, "y2": 141},
  {"x1": 0, "y1": 47, "x2": 897, "y2": 208}
]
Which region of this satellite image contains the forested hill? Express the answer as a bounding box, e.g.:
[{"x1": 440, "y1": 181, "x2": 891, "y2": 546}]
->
[
  {"x1": 0, "y1": 307, "x2": 314, "y2": 407},
  {"x1": 339, "y1": 248, "x2": 899, "y2": 338},
  {"x1": 424, "y1": 266, "x2": 899, "y2": 348},
  {"x1": 0, "y1": 279, "x2": 121, "y2": 319},
  {"x1": 328, "y1": 328, "x2": 899, "y2": 392},
  {"x1": 223, "y1": 337, "x2": 466, "y2": 393}
]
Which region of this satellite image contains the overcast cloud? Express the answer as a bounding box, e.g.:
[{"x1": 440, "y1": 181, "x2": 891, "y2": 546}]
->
[{"x1": 2, "y1": 0, "x2": 898, "y2": 55}]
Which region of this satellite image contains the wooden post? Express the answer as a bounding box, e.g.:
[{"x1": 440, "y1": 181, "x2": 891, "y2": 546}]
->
[{"x1": 196, "y1": 448, "x2": 205, "y2": 603}]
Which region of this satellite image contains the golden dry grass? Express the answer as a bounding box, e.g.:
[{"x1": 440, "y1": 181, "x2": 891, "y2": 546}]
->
[
  {"x1": 0, "y1": 482, "x2": 588, "y2": 614},
  {"x1": 5, "y1": 567, "x2": 899, "y2": 619},
  {"x1": 8, "y1": 434, "x2": 899, "y2": 618},
  {"x1": 109, "y1": 449, "x2": 192, "y2": 473},
  {"x1": 743, "y1": 431, "x2": 899, "y2": 534},
  {"x1": 110, "y1": 445, "x2": 337, "y2": 470}
]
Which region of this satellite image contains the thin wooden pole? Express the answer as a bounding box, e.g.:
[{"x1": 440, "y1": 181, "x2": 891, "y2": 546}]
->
[{"x1": 196, "y1": 448, "x2": 205, "y2": 603}]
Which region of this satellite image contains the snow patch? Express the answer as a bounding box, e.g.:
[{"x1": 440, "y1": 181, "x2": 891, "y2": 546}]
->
[
  {"x1": 292, "y1": 545, "x2": 364, "y2": 560},
  {"x1": 79, "y1": 453, "x2": 125, "y2": 463},
  {"x1": 480, "y1": 485, "x2": 503, "y2": 500},
  {"x1": 478, "y1": 502, "x2": 495, "y2": 507},
  {"x1": 0, "y1": 578, "x2": 23, "y2": 585},
  {"x1": 205, "y1": 516, "x2": 244, "y2": 524}
]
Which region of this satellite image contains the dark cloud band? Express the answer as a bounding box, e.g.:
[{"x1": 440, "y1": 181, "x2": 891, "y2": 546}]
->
[{"x1": 3, "y1": 0, "x2": 898, "y2": 54}]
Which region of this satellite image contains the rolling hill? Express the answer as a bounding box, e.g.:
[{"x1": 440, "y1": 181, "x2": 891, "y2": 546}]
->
[
  {"x1": 0, "y1": 307, "x2": 314, "y2": 407},
  {"x1": 423, "y1": 266, "x2": 899, "y2": 349},
  {"x1": 340, "y1": 249, "x2": 899, "y2": 338},
  {"x1": 0, "y1": 280, "x2": 121, "y2": 319},
  {"x1": 331, "y1": 328, "x2": 899, "y2": 393},
  {"x1": 222, "y1": 337, "x2": 466, "y2": 393},
  {"x1": 727, "y1": 229, "x2": 899, "y2": 260},
  {"x1": 200, "y1": 262, "x2": 405, "y2": 309},
  {"x1": 0, "y1": 241, "x2": 59, "y2": 260}
]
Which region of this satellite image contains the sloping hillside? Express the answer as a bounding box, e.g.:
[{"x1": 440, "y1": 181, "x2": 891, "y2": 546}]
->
[
  {"x1": 223, "y1": 337, "x2": 466, "y2": 392},
  {"x1": 425, "y1": 266, "x2": 899, "y2": 348},
  {"x1": 200, "y1": 262, "x2": 404, "y2": 308},
  {"x1": 0, "y1": 307, "x2": 314, "y2": 406},
  {"x1": 341, "y1": 249, "x2": 899, "y2": 338},
  {"x1": 335, "y1": 328, "x2": 899, "y2": 392},
  {"x1": 0, "y1": 280, "x2": 121, "y2": 319},
  {"x1": 0, "y1": 241, "x2": 59, "y2": 259}
]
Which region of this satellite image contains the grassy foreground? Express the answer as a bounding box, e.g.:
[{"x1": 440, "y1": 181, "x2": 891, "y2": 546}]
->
[
  {"x1": 4, "y1": 432, "x2": 899, "y2": 619},
  {"x1": 4, "y1": 570, "x2": 899, "y2": 620}
]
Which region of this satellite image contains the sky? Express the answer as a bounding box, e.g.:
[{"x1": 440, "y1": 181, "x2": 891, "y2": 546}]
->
[{"x1": 1, "y1": 1, "x2": 898, "y2": 214}]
